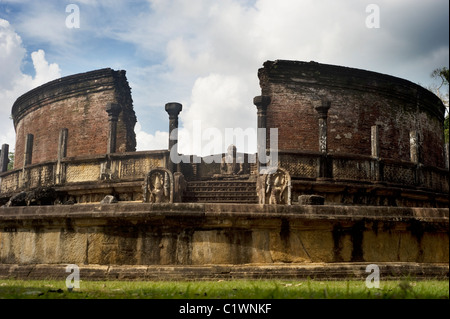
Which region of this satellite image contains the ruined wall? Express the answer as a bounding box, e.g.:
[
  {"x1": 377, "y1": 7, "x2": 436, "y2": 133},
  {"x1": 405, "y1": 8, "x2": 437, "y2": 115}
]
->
[
  {"x1": 258, "y1": 60, "x2": 446, "y2": 168},
  {"x1": 12, "y1": 68, "x2": 136, "y2": 169}
]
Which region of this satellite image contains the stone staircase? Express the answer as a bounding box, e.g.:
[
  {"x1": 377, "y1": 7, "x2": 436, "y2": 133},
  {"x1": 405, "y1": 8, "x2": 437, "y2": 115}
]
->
[{"x1": 183, "y1": 179, "x2": 258, "y2": 203}]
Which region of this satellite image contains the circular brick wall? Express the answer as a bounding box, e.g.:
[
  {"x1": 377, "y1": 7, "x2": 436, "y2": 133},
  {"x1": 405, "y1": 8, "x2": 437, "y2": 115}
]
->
[
  {"x1": 258, "y1": 60, "x2": 446, "y2": 168},
  {"x1": 11, "y1": 68, "x2": 136, "y2": 169}
]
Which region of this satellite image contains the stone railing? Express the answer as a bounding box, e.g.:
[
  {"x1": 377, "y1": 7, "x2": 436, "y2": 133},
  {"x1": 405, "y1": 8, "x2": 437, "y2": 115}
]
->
[
  {"x1": 279, "y1": 151, "x2": 449, "y2": 194},
  {"x1": 0, "y1": 149, "x2": 448, "y2": 203},
  {"x1": 0, "y1": 150, "x2": 169, "y2": 195}
]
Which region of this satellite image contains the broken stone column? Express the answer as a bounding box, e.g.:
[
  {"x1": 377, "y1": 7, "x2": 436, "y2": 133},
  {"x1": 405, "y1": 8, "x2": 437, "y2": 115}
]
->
[
  {"x1": 165, "y1": 102, "x2": 182, "y2": 173},
  {"x1": 0, "y1": 144, "x2": 9, "y2": 173},
  {"x1": 24, "y1": 133, "x2": 34, "y2": 166},
  {"x1": 253, "y1": 95, "x2": 271, "y2": 169},
  {"x1": 106, "y1": 103, "x2": 122, "y2": 154}
]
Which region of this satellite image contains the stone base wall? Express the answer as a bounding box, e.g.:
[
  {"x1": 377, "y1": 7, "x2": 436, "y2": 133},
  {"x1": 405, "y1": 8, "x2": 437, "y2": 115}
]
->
[
  {"x1": 1, "y1": 263, "x2": 447, "y2": 281},
  {"x1": 0, "y1": 204, "x2": 447, "y2": 266}
]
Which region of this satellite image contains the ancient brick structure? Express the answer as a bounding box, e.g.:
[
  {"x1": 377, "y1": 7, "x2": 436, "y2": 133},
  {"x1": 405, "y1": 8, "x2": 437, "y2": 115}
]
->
[
  {"x1": 11, "y1": 68, "x2": 136, "y2": 169},
  {"x1": 258, "y1": 60, "x2": 446, "y2": 168},
  {"x1": 0, "y1": 61, "x2": 448, "y2": 280}
]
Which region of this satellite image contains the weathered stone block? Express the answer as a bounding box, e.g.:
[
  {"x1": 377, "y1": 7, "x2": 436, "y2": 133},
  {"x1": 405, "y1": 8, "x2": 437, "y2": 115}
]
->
[
  {"x1": 100, "y1": 195, "x2": 118, "y2": 204},
  {"x1": 298, "y1": 195, "x2": 325, "y2": 205}
]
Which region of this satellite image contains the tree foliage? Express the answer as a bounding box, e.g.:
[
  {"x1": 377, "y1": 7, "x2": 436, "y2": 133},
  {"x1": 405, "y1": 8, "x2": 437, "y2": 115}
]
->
[
  {"x1": 431, "y1": 67, "x2": 449, "y2": 143},
  {"x1": 7, "y1": 152, "x2": 14, "y2": 171}
]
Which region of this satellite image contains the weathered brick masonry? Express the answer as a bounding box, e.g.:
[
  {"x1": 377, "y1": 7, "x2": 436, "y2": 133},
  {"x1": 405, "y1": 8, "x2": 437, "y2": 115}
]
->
[
  {"x1": 258, "y1": 60, "x2": 446, "y2": 168},
  {"x1": 11, "y1": 68, "x2": 136, "y2": 169}
]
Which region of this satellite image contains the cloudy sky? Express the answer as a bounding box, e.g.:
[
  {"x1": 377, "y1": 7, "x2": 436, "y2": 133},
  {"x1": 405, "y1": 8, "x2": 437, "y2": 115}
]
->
[{"x1": 0, "y1": 0, "x2": 448, "y2": 155}]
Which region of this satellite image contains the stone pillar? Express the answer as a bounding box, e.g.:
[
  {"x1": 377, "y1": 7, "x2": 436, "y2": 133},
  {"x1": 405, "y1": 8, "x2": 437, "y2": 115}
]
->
[
  {"x1": 24, "y1": 133, "x2": 34, "y2": 166},
  {"x1": 106, "y1": 103, "x2": 122, "y2": 154},
  {"x1": 165, "y1": 102, "x2": 183, "y2": 172},
  {"x1": 57, "y1": 128, "x2": 68, "y2": 160},
  {"x1": 315, "y1": 100, "x2": 331, "y2": 179},
  {"x1": 253, "y1": 95, "x2": 270, "y2": 130},
  {"x1": 253, "y1": 95, "x2": 271, "y2": 168},
  {"x1": 56, "y1": 129, "x2": 68, "y2": 184},
  {"x1": 409, "y1": 130, "x2": 419, "y2": 164},
  {"x1": 371, "y1": 125, "x2": 380, "y2": 158},
  {"x1": 410, "y1": 130, "x2": 425, "y2": 186},
  {"x1": 314, "y1": 100, "x2": 331, "y2": 153},
  {"x1": 0, "y1": 144, "x2": 9, "y2": 173},
  {"x1": 370, "y1": 125, "x2": 383, "y2": 182}
]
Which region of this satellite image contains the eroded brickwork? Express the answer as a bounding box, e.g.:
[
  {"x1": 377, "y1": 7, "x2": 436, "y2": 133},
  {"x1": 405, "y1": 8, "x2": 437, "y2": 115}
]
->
[
  {"x1": 12, "y1": 68, "x2": 136, "y2": 169},
  {"x1": 258, "y1": 60, "x2": 446, "y2": 168}
]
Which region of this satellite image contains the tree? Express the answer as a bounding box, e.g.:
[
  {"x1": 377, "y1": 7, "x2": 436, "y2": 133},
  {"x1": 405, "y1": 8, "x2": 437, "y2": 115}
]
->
[
  {"x1": 7, "y1": 152, "x2": 14, "y2": 171},
  {"x1": 430, "y1": 67, "x2": 449, "y2": 143},
  {"x1": 431, "y1": 67, "x2": 449, "y2": 84}
]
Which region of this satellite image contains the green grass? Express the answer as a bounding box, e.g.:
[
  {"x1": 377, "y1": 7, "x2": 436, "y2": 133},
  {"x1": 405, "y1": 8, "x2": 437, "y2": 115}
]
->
[{"x1": 0, "y1": 278, "x2": 448, "y2": 299}]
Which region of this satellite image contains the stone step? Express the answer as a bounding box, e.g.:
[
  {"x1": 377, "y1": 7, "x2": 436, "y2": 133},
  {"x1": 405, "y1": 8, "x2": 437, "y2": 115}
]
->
[{"x1": 184, "y1": 180, "x2": 258, "y2": 203}]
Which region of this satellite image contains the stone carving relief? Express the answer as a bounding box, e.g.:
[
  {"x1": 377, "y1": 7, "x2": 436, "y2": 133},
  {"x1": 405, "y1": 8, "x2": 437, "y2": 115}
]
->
[
  {"x1": 257, "y1": 167, "x2": 291, "y2": 205},
  {"x1": 143, "y1": 168, "x2": 173, "y2": 203}
]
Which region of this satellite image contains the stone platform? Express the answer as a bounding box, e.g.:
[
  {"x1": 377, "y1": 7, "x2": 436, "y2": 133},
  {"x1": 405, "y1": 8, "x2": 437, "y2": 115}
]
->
[
  {"x1": 0, "y1": 263, "x2": 447, "y2": 281},
  {"x1": 0, "y1": 203, "x2": 448, "y2": 280}
]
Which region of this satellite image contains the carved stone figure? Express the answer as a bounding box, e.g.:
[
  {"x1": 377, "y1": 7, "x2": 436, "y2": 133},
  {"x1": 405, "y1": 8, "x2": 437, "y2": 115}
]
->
[
  {"x1": 263, "y1": 168, "x2": 291, "y2": 205},
  {"x1": 143, "y1": 168, "x2": 173, "y2": 203},
  {"x1": 220, "y1": 144, "x2": 244, "y2": 176},
  {"x1": 256, "y1": 174, "x2": 266, "y2": 204}
]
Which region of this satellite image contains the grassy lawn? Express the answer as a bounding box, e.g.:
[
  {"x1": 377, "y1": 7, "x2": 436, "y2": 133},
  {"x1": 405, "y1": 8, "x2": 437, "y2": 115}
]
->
[{"x1": 0, "y1": 278, "x2": 448, "y2": 299}]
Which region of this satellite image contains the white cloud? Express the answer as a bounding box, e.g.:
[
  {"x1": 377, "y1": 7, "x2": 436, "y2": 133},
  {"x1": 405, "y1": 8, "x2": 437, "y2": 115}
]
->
[
  {"x1": 135, "y1": 122, "x2": 168, "y2": 151},
  {"x1": 30, "y1": 49, "x2": 61, "y2": 86},
  {"x1": 157, "y1": 0, "x2": 448, "y2": 156},
  {"x1": 0, "y1": 19, "x2": 25, "y2": 90},
  {"x1": 2, "y1": 0, "x2": 447, "y2": 157},
  {"x1": 0, "y1": 18, "x2": 61, "y2": 150},
  {"x1": 179, "y1": 73, "x2": 258, "y2": 155}
]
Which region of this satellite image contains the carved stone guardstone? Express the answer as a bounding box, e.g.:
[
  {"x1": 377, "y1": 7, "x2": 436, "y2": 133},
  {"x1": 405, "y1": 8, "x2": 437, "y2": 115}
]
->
[
  {"x1": 143, "y1": 167, "x2": 173, "y2": 203},
  {"x1": 257, "y1": 167, "x2": 291, "y2": 205}
]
